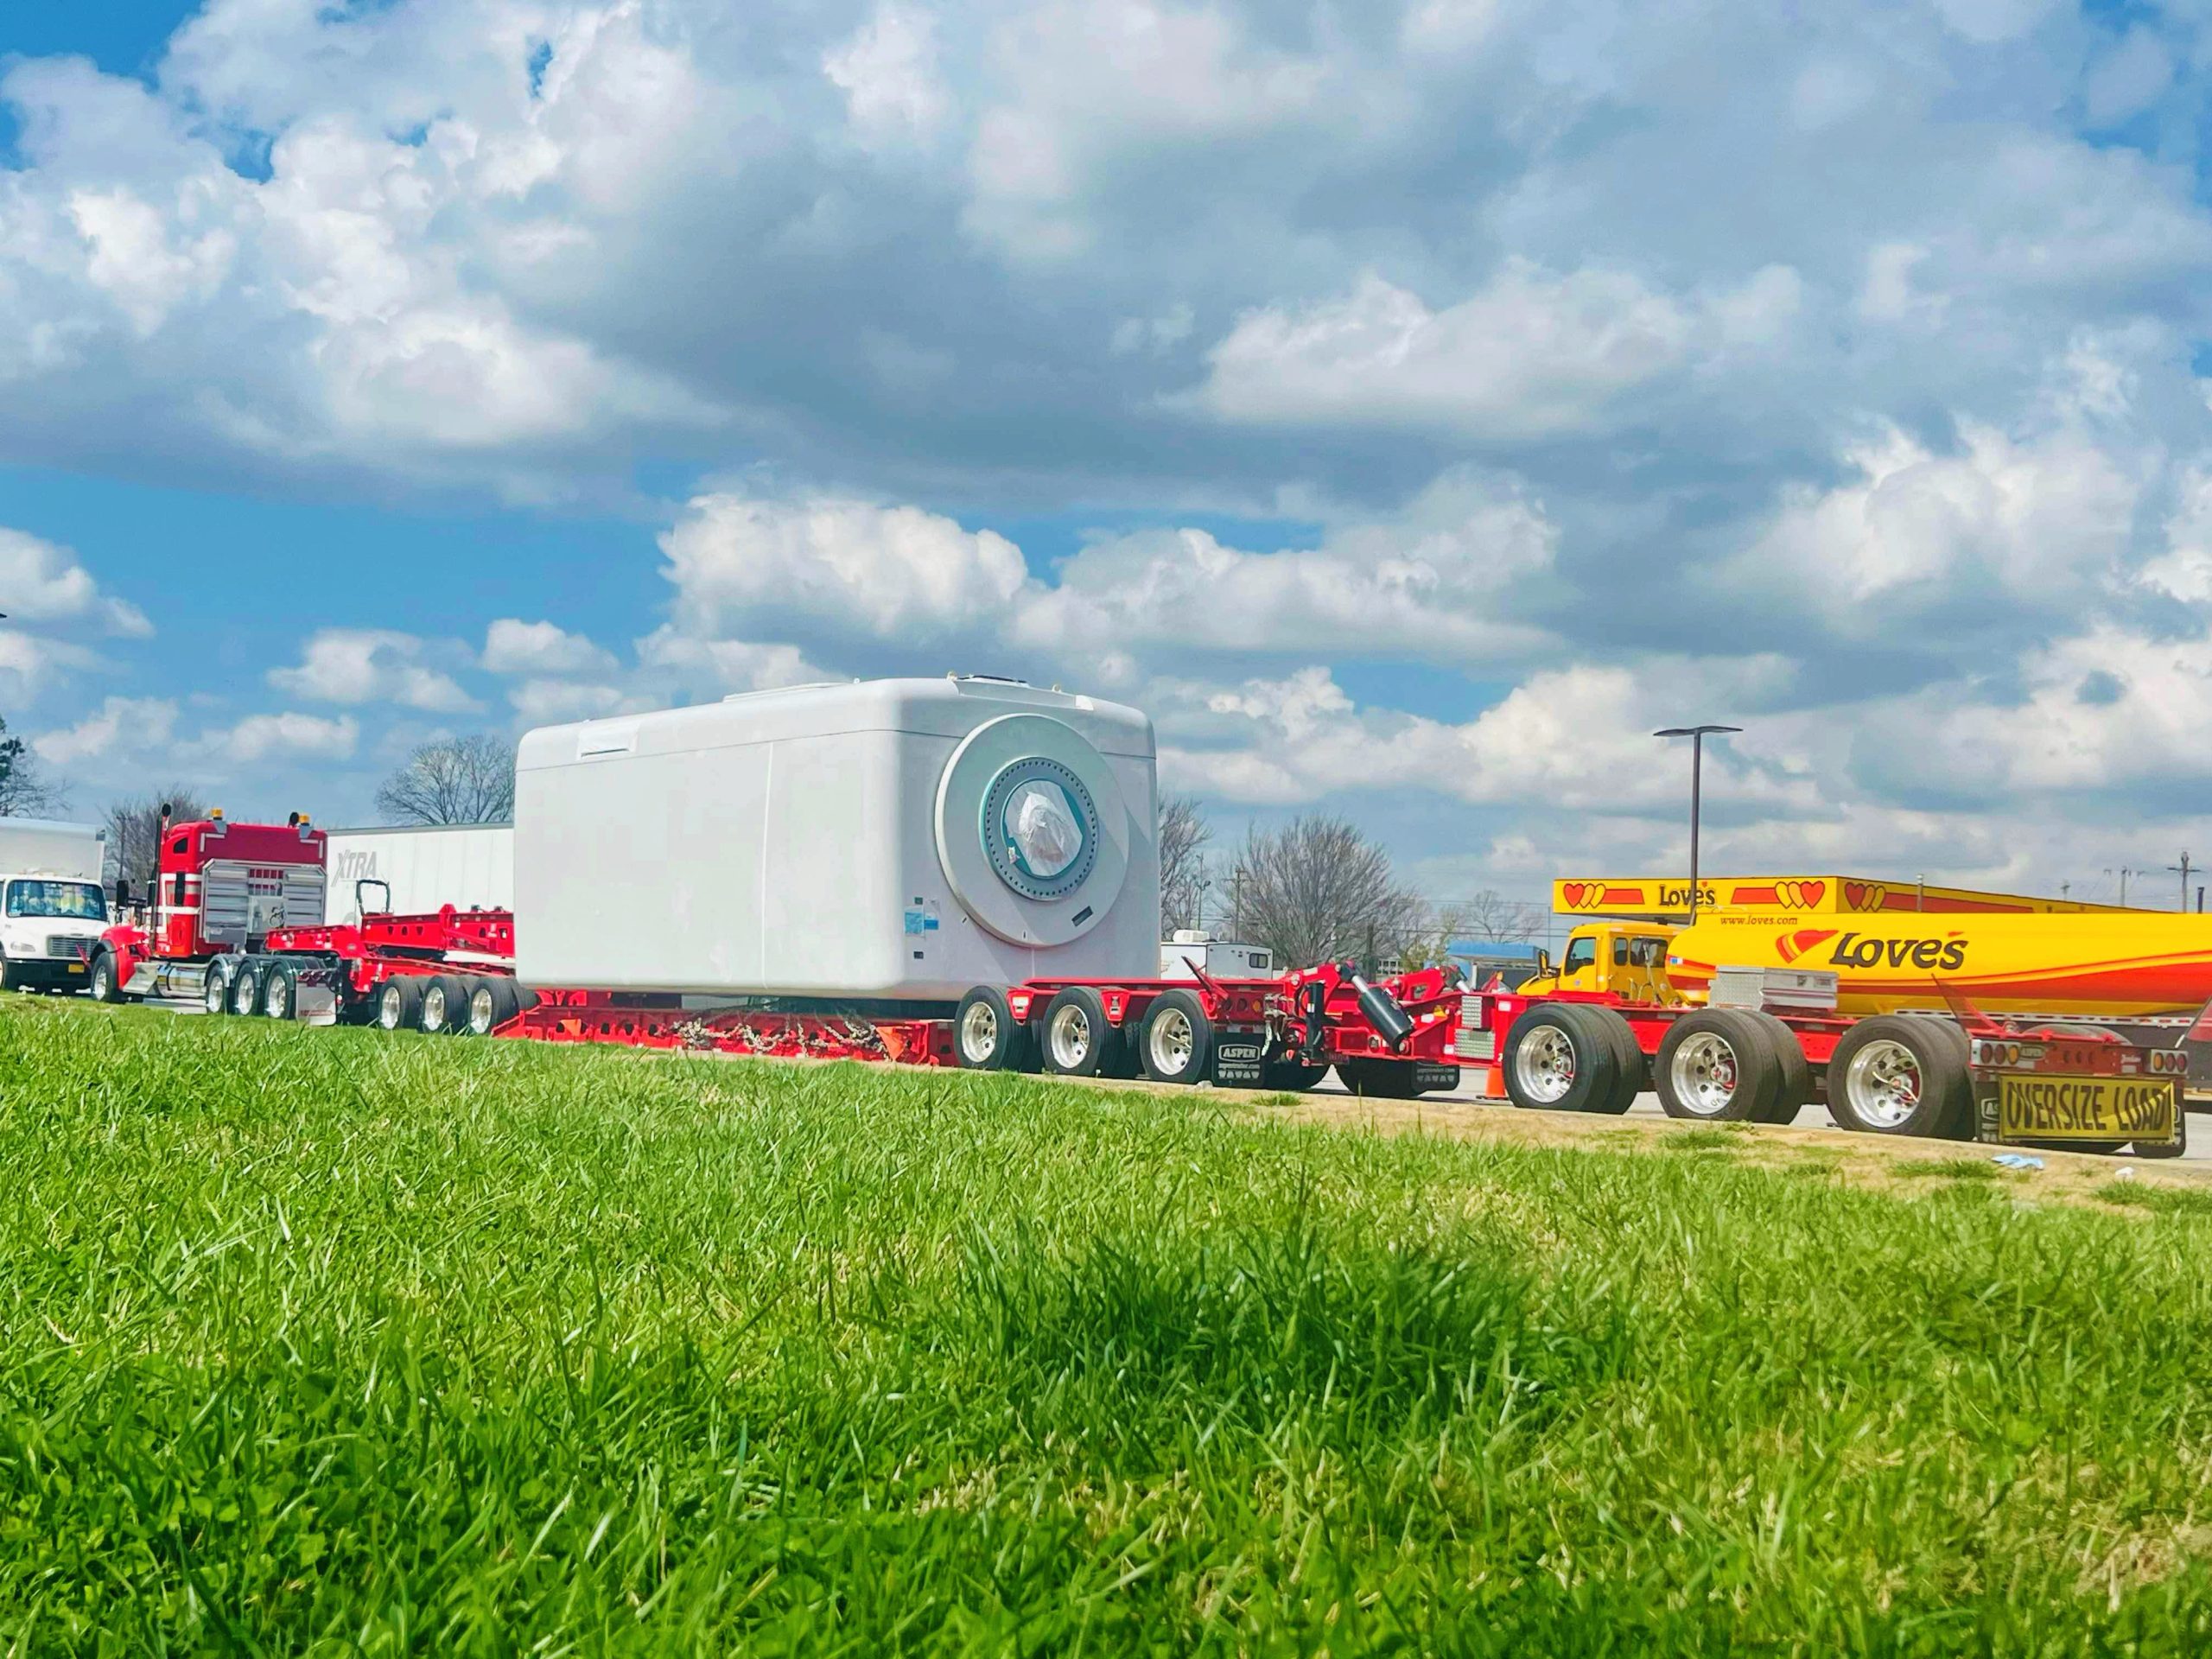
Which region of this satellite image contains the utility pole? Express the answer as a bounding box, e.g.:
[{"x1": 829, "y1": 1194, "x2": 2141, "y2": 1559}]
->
[
  {"x1": 2107, "y1": 867, "x2": 2139, "y2": 906},
  {"x1": 1654, "y1": 724, "x2": 1741, "y2": 920},
  {"x1": 2171, "y1": 852, "x2": 2195, "y2": 913}
]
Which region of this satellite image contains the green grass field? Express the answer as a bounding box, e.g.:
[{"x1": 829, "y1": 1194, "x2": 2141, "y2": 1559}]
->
[{"x1": 4, "y1": 999, "x2": 2212, "y2": 1654}]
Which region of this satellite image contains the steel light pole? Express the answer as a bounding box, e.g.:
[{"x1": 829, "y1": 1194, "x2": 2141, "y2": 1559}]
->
[{"x1": 1654, "y1": 725, "x2": 1741, "y2": 920}]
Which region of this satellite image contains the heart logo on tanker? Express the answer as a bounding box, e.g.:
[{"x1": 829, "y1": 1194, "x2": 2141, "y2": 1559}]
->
[{"x1": 1775, "y1": 928, "x2": 1839, "y2": 963}]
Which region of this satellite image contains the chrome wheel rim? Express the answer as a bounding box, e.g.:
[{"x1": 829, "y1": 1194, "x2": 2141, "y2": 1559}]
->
[
  {"x1": 378, "y1": 983, "x2": 404, "y2": 1031},
  {"x1": 1669, "y1": 1033, "x2": 1739, "y2": 1118},
  {"x1": 1516, "y1": 1025, "x2": 1577, "y2": 1105},
  {"x1": 201, "y1": 968, "x2": 225, "y2": 1014},
  {"x1": 232, "y1": 969, "x2": 257, "y2": 1015},
  {"x1": 1845, "y1": 1039, "x2": 1920, "y2": 1130},
  {"x1": 960, "y1": 1001, "x2": 999, "y2": 1063},
  {"x1": 1049, "y1": 1005, "x2": 1092, "y2": 1070},
  {"x1": 1148, "y1": 1007, "x2": 1194, "y2": 1077},
  {"x1": 423, "y1": 984, "x2": 447, "y2": 1032},
  {"x1": 468, "y1": 985, "x2": 495, "y2": 1035},
  {"x1": 263, "y1": 972, "x2": 288, "y2": 1018}
]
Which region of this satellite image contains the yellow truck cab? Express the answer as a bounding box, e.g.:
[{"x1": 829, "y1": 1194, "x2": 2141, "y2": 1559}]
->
[{"x1": 1519, "y1": 921, "x2": 1682, "y2": 1006}]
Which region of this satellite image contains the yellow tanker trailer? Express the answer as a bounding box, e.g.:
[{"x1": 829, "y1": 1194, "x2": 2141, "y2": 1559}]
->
[{"x1": 1666, "y1": 909, "x2": 2212, "y2": 1019}]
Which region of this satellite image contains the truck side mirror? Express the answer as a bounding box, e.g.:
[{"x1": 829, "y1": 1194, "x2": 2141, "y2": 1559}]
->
[{"x1": 114, "y1": 878, "x2": 131, "y2": 906}]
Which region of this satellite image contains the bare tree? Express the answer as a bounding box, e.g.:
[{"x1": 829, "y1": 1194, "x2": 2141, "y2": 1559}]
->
[
  {"x1": 375, "y1": 735, "x2": 516, "y2": 825},
  {"x1": 105, "y1": 788, "x2": 209, "y2": 896},
  {"x1": 1454, "y1": 888, "x2": 1546, "y2": 944},
  {"x1": 1235, "y1": 815, "x2": 1421, "y2": 972},
  {"x1": 1159, "y1": 794, "x2": 1212, "y2": 932},
  {"x1": 0, "y1": 716, "x2": 65, "y2": 817}
]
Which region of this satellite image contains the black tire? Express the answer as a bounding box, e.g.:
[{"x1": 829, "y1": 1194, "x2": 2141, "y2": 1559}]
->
[
  {"x1": 260, "y1": 962, "x2": 299, "y2": 1020},
  {"x1": 2137, "y1": 1110, "x2": 2189, "y2": 1159},
  {"x1": 1596, "y1": 1014, "x2": 1644, "y2": 1116},
  {"x1": 90, "y1": 949, "x2": 128, "y2": 1006},
  {"x1": 420, "y1": 975, "x2": 471, "y2": 1036},
  {"x1": 1655, "y1": 1009, "x2": 1783, "y2": 1122},
  {"x1": 1744, "y1": 1010, "x2": 1814, "y2": 1124},
  {"x1": 954, "y1": 986, "x2": 1031, "y2": 1071},
  {"x1": 1039, "y1": 987, "x2": 1120, "y2": 1077},
  {"x1": 0, "y1": 957, "x2": 20, "y2": 993},
  {"x1": 200, "y1": 959, "x2": 232, "y2": 1015},
  {"x1": 465, "y1": 977, "x2": 522, "y2": 1036},
  {"x1": 375, "y1": 977, "x2": 423, "y2": 1033},
  {"x1": 1500, "y1": 1003, "x2": 1628, "y2": 1114},
  {"x1": 1262, "y1": 1058, "x2": 1331, "y2": 1092},
  {"x1": 230, "y1": 959, "x2": 264, "y2": 1017},
  {"x1": 1826, "y1": 1014, "x2": 1971, "y2": 1138},
  {"x1": 1136, "y1": 989, "x2": 1213, "y2": 1084}
]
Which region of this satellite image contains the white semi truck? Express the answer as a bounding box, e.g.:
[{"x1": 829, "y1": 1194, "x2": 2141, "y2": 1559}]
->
[{"x1": 0, "y1": 817, "x2": 110, "y2": 993}]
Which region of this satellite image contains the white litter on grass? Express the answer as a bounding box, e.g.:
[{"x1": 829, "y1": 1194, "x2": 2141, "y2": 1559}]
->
[
  {"x1": 1991, "y1": 1153, "x2": 2046, "y2": 1171},
  {"x1": 2115, "y1": 1166, "x2": 2138, "y2": 1180}
]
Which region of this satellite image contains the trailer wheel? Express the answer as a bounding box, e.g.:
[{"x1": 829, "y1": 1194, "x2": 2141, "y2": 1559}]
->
[
  {"x1": 1500, "y1": 1003, "x2": 1625, "y2": 1114},
  {"x1": 420, "y1": 974, "x2": 471, "y2": 1036},
  {"x1": 1137, "y1": 989, "x2": 1213, "y2": 1084},
  {"x1": 1262, "y1": 1058, "x2": 1330, "y2": 1092},
  {"x1": 1039, "y1": 987, "x2": 1121, "y2": 1078},
  {"x1": 375, "y1": 978, "x2": 422, "y2": 1033},
  {"x1": 466, "y1": 977, "x2": 522, "y2": 1037},
  {"x1": 1741, "y1": 1010, "x2": 1814, "y2": 1123},
  {"x1": 1826, "y1": 1015, "x2": 1971, "y2": 1139},
  {"x1": 260, "y1": 962, "x2": 299, "y2": 1020},
  {"x1": 1596, "y1": 1014, "x2": 1644, "y2": 1115},
  {"x1": 230, "y1": 959, "x2": 264, "y2": 1017},
  {"x1": 1656, "y1": 1009, "x2": 1783, "y2": 1122},
  {"x1": 954, "y1": 986, "x2": 1032, "y2": 1071}
]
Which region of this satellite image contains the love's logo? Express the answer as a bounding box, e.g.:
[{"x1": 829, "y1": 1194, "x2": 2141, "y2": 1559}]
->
[{"x1": 1775, "y1": 928, "x2": 1839, "y2": 963}]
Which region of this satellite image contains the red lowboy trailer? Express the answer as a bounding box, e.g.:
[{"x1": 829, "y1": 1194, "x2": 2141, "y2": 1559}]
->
[{"x1": 87, "y1": 813, "x2": 1468, "y2": 1096}]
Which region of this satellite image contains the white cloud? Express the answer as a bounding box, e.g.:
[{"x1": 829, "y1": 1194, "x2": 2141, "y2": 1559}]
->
[
  {"x1": 825, "y1": 3, "x2": 950, "y2": 148},
  {"x1": 659, "y1": 493, "x2": 1028, "y2": 639},
  {"x1": 268, "y1": 628, "x2": 476, "y2": 711},
  {"x1": 1724, "y1": 421, "x2": 2139, "y2": 631},
  {"x1": 2083, "y1": 28, "x2": 2172, "y2": 130},
  {"x1": 965, "y1": 0, "x2": 1329, "y2": 257},
  {"x1": 0, "y1": 527, "x2": 151, "y2": 636},
  {"x1": 1195, "y1": 263, "x2": 1796, "y2": 439},
  {"x1": 1016, "y1": 467, "x2": 1558, "y2": 662},
  {"x1": 0, "y1": 630, "x2": 99, "y2": 698},
  {"x1": 481, "y1": 617, "x2": 617, "y2": 677},
  {"x1": 33, "y1": 696, "x2": 180, "y2": 766},
  {"x1": 200, "y1": 709, "x2": 361, "y2": 765}
]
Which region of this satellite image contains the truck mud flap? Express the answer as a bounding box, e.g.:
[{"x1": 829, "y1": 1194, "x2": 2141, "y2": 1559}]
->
[
  {"x1": 1414, "y1": 1063, "x2": 1462, "y2": 1093},
  {"x1": 1212, "y1": 1039, "x2": 1265, "y2": 1088},
  {"x1": 294, "y1": 966, "x2": 341, "y2": 1027}
]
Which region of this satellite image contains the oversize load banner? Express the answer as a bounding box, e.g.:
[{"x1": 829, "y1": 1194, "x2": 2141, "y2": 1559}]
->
[{"x1": 1552, "y1": 878, "x2": 2131, "y2": 918}]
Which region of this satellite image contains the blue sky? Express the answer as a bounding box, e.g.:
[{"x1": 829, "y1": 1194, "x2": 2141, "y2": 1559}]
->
[{"x1": 4, "y1": 0, "x2": 2212, "y2": 909}]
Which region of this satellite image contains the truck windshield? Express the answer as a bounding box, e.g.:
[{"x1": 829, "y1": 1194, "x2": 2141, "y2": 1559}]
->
[{"x1": 5, "y1": 880, "x2": 107, "y2": 921}]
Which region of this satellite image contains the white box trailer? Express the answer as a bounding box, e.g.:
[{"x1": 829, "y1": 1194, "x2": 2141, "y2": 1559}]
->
[
  {"x1": 0, "y1": 817, "x2": 110, "y2": 993},
  {"x1": 323, "y1": 823, "x2": 513, "y2": 924},
  {"x1": 514, "y1": 677, "x2": 1160, "y2": 1001}
]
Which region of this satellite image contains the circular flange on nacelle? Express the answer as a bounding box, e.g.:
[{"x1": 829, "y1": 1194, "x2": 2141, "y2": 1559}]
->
[{"x1": 934, "y1": 713, "x2": 1131, "y2": 947}]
